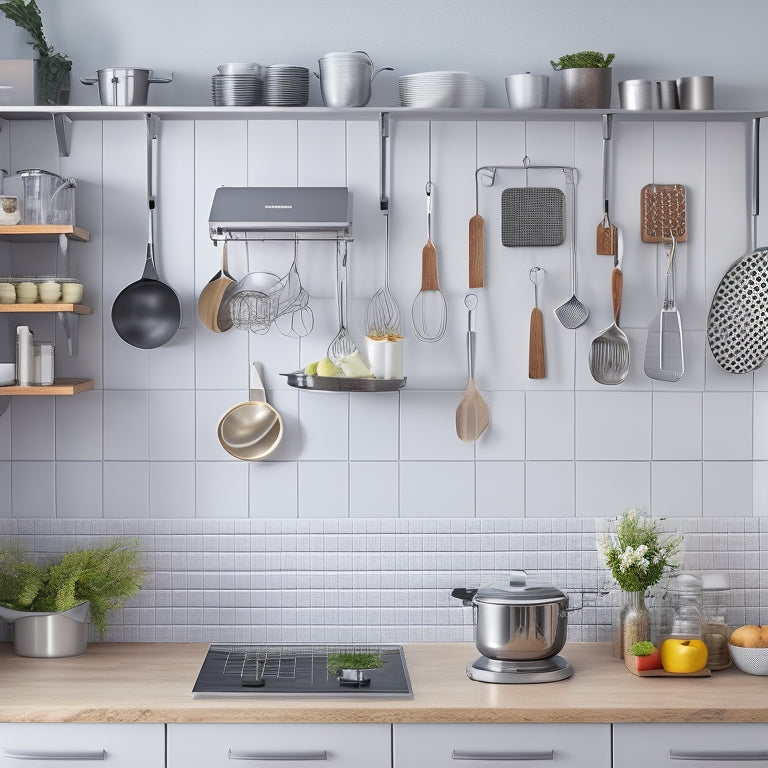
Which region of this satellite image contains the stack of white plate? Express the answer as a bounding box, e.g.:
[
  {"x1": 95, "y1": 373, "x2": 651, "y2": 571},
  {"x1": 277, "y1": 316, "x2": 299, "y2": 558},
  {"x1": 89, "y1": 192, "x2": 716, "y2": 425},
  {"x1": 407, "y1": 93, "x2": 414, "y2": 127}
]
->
[
  {"x1": 399, "y1": 71, "x2": 485, "y2": 108},
  {"x1": 211, "y1": 73, "x2": 263, "y2": 106},
  {"x1": 263, "y1": 65, "x2": 310, "y2": 106}
]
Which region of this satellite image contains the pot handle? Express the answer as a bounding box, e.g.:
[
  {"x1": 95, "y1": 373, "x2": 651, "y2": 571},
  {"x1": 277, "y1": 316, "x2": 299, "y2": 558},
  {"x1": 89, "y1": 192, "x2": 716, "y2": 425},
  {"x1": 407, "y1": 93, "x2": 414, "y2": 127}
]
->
[
  {"x1": 451, "y1": 587, "x2": 477, "y2": 607},
  {"x1": 148, "y1": 74, "x2": 173, "y2": 84},
  {"x1": 79, "y1": 77, "x2": 97, "y2": 86},
  {"x1": 371, "y1": 65, "x2": 395, "y2": 81}
]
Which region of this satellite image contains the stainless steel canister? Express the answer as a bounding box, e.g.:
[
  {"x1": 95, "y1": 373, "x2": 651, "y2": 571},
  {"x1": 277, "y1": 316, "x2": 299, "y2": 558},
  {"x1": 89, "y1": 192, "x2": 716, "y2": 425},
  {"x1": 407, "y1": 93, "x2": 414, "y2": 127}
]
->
[
  {"x1": 505, "y1": 73, "x2": 549, "y2": 109},
  {"x1": 618, "y1": 79, "x2": 660, "y2": 110},
  {"x1": 676, "y1": 76, "x2": 714, "y2": 110},
  {"x1": 316, "y1": 51, "x2": 393, "y2": 107},
  {"x1": 452, "y1": 571, "x2": 569, "y2": 661}
]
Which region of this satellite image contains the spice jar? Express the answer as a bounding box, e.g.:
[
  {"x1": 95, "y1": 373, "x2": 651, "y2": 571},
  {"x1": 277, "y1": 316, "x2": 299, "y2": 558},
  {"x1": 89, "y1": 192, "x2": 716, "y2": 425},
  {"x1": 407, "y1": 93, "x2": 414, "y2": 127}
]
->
[{"x1": 701, "y1": 572, "x2": 732, "y2": 670}]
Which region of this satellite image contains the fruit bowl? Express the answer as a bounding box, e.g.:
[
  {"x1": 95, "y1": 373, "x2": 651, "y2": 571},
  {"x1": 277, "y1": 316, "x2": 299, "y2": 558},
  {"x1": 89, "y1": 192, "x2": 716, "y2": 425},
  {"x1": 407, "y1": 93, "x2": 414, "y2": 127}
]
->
[{"x1": 728, "y1": 644, "x2": 768, "y2": 675}]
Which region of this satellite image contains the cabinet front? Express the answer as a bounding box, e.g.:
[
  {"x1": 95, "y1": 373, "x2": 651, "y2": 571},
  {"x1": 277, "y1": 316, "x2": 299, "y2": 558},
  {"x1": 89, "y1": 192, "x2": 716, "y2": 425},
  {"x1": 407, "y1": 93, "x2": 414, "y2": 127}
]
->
[
  {"x1": 393, "y1": 723, "x2": 611, "y2": 768},
  {"x1": 614, "y1": 723, "x2": 768, "y2": 768},
  {"x1": 0, "y1": 723, "x2": 164, "y2": 768},
  {"x1": 167, "y1": 723, "x2": 391, "y2": 768}
]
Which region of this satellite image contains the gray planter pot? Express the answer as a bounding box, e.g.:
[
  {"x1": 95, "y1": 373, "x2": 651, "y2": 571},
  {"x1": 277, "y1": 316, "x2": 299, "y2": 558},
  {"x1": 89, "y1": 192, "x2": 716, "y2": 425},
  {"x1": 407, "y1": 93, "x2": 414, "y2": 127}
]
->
[
  {"x1": 559, "y1": 68, "x2": 612, "y2": 109},
  {"x1": 0, "y1": 601, "x2": 90, "y2": 657}
]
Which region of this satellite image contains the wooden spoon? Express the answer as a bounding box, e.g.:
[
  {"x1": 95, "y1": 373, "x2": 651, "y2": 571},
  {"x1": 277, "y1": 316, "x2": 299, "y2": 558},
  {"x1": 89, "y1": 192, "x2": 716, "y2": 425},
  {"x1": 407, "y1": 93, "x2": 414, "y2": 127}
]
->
[
  {"x1": 456, "y1": 293, "x2": 490, "y2": 442},
  {"x1": 469, "y1": 212, "x2": 484, "y2": 288},
  {"x1": 197, "y1": 241, "x2": 234, "y2": 333}
]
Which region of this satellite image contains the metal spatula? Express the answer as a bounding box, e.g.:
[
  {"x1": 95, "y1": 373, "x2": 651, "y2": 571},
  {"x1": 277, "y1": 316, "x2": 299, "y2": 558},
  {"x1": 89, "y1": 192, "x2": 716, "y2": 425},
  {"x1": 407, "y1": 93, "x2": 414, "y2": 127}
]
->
[{"x1": 644, "y1": 235, "x2": 684, "y2": 381}]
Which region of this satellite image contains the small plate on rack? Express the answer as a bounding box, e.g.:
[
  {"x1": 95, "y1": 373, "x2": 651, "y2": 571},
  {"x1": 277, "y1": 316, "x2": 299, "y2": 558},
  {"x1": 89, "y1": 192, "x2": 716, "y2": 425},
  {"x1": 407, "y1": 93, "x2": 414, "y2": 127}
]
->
[{"x1": 282, "y1": 371, "x2": 406, "y2": 392}]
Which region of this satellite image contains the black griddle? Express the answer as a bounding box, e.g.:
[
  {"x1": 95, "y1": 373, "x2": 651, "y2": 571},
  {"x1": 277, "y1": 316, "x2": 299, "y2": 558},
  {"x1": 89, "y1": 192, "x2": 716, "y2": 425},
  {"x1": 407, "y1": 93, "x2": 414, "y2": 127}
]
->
[{"x1": 192, "y1": 644, "x2": 413, "y2": 699}]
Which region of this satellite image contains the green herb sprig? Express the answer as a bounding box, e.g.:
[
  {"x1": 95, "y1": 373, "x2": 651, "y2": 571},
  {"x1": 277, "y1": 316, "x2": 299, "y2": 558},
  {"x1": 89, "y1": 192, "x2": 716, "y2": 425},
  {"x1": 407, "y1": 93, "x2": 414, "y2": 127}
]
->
[
  {"x1": 631, "y1": 640, "x2": 655, "y2": 656},
  {"x1": 327, "y1": 652, "x2": 383, "y2": 675}
]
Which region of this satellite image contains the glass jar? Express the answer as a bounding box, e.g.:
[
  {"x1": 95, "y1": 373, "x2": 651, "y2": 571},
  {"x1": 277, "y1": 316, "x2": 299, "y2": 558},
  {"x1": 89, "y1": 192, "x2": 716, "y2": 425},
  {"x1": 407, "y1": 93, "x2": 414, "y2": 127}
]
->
[
  {"x1": 668, "y1": 573, "x2": 704, "y2": 639},
  {"x1": 701, "y1": 572, "x2": 732, "y2": 670},
  {"x1": 622, "y1": 590, "x2": 651, "y2": 668}
]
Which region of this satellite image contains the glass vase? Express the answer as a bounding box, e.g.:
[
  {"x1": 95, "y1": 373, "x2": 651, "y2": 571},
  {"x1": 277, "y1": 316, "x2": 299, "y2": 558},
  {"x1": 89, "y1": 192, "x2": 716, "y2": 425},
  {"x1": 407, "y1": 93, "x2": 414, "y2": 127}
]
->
[
  {"x1": 35, "y1": 58, "x2": 70, "y2": 106},
  {"x1": 621, "y1": 590, "x2": 651, "y2": 668}
]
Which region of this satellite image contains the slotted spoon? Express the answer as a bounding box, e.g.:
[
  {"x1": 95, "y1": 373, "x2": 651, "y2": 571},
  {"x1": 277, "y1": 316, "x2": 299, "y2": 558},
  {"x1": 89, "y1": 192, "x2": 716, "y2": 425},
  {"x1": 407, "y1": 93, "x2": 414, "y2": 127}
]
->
[{"x1": 555, "y1": 169, "x2": 589, "y2": 329}]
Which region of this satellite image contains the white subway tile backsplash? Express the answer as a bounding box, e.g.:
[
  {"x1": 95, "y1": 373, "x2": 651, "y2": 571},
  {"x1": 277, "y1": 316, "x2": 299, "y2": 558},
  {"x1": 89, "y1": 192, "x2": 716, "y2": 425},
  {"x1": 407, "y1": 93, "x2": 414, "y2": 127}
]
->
[
  {"x1": 103, "y1": 462, "x2": 148, "y2": 518},
  {"x1": 54, "y1": 391, "x2": 103, "y2": 461},
  {"x1": 149, "y1": 391, "x2": 196, "y2": 462},
  {"x1": 703, "y1": 392, "x2": 753, "y2": 460},
  {"x1": 195, "y1": 463, "x2": 248, "y2": 518},
  {"x1": 298, "y1": 461, "x2": 349, "y2": 518},
  {"x1": 249, "y1": 462, "x2": 298, "y2": 518},
  {"x1": 575, "y1": 392, "x2": 652, "y2": 460},
  {"x1": 652, "y1": 392, "x2": 702, "y2": 460},
  {"x1": 11, "y1": 396, "x2": 55, "y2": 461},
  {"x1": 526, "y1": 391, "x2": 574, "y2": 460},
  {"x1": 297, "y1": 391, "x2": 349, "y2": 460},
  {"x1": 149, "y1": 462, "x2": 196, "y2": 518}
]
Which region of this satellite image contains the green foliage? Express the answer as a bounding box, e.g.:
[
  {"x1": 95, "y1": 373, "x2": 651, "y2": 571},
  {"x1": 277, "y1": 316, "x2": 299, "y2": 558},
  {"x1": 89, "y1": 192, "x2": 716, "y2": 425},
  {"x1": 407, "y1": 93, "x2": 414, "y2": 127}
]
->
[
  {"x1": 631, "y1": 640, "x2": 655, "y2": 656},
  {"x1": 597, "y1": 508, "x2": 683, "y2": 592},
  {"x1": 0, "y1": 539, "x2": 145, "y2": 637},
  {"x1": 550, "y1": 51, "x2": 615, "y2": 70},
  {"x1": 327, "y1": 652, "x2": 383, "y2": 674}
]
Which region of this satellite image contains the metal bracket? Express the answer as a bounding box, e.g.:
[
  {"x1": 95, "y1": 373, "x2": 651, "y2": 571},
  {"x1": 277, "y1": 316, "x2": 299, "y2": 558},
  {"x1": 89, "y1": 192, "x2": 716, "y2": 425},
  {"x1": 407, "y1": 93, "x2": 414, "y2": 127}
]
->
[
  {"x1": 52, "y1": 113, "x2": 72, "y2": 158},
  {"x1": 379, "y1": 111, "x2": 389, "y2": 212}
]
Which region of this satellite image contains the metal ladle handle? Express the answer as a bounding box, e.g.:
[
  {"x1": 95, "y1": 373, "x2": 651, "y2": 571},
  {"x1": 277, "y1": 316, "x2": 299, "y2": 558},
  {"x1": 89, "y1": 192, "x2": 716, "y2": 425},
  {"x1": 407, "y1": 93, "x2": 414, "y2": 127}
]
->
[{"x1": 465, "y1": 293, "x2": 478, "y2": 380}]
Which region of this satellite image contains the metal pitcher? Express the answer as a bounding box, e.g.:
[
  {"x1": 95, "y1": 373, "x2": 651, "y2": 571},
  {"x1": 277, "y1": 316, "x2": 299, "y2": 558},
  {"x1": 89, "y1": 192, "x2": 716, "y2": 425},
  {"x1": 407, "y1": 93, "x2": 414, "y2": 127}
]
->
[{"x1": 315, "y1": 51, "x2": 393, "y2": 107}]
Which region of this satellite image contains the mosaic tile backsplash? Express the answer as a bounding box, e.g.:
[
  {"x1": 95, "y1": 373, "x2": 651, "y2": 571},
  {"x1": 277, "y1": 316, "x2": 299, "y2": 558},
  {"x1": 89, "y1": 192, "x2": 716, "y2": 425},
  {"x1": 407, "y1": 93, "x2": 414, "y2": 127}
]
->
[{"x1": 0, "y1": 517, "x2": 761, "y2": 644}]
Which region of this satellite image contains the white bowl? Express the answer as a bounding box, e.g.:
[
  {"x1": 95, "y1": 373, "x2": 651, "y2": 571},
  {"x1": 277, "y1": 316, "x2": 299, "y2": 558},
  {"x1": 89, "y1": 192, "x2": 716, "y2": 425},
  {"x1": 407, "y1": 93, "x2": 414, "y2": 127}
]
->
[
  {"x1": 728, "y1": 644, "x2": 768, "y2": 675},
  {"x1": 0, "y1": 362, "x2": 15, "y2": 386}
]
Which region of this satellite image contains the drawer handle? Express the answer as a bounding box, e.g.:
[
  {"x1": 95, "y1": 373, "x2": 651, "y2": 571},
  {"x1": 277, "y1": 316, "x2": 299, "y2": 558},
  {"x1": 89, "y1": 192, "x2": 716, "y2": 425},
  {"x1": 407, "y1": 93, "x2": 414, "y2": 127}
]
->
[
  {"x1": 670, "y1": 750, "x2": 768, "y2": 762},
  {"x1": 451, "y1": 751, "x2": 554, "y2": 761},
  {"x1": 3, "y1": 748, "x2": 106, "y2": 761},
  {"x1": 228, "y1": 750, "x2": 328, "y2": 761}
]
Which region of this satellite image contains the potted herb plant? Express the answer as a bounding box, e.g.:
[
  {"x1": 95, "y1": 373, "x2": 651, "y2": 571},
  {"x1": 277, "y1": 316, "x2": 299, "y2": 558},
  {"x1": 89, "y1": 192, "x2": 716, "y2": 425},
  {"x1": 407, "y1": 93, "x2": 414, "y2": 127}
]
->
[
  {"x1": 0, "y1": 0, "x2": 71, "y2": 105},
  {"x1": 597, "y1": 508, "x2": 682, "y2": 668},
  {"x1": 0, "y1": 538, "x2": 145, "y2": 657},
  {"x1": 550, "y1": 50, "x2": 615, "y2": 109}
]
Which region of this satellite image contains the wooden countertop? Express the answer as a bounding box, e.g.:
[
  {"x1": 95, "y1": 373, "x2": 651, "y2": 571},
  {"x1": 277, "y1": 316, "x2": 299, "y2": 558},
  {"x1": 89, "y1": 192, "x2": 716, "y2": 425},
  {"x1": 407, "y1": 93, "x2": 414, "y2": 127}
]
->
[{"x1": 0, "y1": 641, "x2": 766, "y2": 724}]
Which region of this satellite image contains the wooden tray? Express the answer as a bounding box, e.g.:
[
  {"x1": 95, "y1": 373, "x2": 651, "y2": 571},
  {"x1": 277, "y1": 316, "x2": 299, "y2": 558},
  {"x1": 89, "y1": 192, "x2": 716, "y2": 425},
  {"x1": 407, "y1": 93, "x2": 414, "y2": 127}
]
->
[
  {"x1": 627, "y1": 665, "x2": 711, "y2": 678},
  {"x1": 640, "y1": 183, "x2": 688, "y2": 242}
]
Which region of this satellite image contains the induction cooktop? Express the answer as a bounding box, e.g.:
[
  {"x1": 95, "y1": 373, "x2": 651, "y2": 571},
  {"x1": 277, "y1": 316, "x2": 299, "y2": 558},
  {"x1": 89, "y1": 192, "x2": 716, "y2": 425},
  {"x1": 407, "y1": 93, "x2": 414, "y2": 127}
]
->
[{"x1": 193, "y1": 644, "x2": 413, "y2": 699}]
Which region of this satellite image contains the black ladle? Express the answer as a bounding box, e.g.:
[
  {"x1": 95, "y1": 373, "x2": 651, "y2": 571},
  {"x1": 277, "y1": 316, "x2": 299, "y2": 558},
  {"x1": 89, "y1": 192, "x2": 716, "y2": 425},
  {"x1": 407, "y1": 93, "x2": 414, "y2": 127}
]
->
[{"x1": 111, "y1": 113, "x2": 181, "y2": 349}]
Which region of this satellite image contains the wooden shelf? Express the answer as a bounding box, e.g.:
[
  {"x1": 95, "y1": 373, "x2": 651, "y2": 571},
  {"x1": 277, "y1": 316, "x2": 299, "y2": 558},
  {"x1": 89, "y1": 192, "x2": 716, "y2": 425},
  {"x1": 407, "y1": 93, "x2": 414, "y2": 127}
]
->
[
  {"x1": 0, "y1": 225, "x2": 90, "y2": 242},
  {"x1": 0, "y1": 378, "x2": 94, "y2": 395},
  {"x1": 0, "y1": 303, "x2": 90, "y2": 314}
]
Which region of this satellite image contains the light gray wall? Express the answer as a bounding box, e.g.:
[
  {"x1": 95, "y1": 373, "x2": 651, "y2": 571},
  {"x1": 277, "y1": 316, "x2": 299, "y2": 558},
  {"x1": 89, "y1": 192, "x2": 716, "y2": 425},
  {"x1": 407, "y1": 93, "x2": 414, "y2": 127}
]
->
[{"x1": 0, "y1": 0, "x2": 764, "y2": 109}]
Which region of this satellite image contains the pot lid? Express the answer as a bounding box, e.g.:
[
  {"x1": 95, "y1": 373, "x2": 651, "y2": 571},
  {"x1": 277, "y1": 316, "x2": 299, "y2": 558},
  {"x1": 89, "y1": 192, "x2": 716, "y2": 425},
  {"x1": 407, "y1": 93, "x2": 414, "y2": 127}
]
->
[{"x1": 473, "y1": 572, "x2": 567, "y2": 605}]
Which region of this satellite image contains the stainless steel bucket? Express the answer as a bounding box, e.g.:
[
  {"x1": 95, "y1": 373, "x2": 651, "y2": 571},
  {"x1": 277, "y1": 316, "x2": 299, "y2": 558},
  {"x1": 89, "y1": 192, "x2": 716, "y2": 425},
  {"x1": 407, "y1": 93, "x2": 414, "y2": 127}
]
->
[
  {"x1": 0, "y1": 601, "x2": 90, "y2": 658},
  {"x1": 316, "y1": 51, "x2": 393, "y2": 107},
  {"x1": 80, "y1": 68, "x2": 172, "y2": 106}
]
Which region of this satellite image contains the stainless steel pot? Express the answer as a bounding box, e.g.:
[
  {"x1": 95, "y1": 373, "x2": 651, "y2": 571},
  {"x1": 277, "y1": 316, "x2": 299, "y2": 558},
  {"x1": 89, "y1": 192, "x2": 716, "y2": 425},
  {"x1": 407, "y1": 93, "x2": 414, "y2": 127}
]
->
[
  {"x1": 452, "y1": 571, "x2": 569, "y2": 661},
  {"x1": 80, "y1": 68, "x2": 172, "y2": 106},
  {"x1": 315, "y1": 51, "x2": 393, "y2": 107}
]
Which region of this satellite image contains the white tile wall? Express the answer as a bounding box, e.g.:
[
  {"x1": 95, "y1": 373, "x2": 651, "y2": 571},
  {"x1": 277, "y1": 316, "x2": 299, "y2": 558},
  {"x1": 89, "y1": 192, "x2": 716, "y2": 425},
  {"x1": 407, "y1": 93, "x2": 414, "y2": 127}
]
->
[{"x1": 0, "y1": 114, "x2": 765, "y2": 524}]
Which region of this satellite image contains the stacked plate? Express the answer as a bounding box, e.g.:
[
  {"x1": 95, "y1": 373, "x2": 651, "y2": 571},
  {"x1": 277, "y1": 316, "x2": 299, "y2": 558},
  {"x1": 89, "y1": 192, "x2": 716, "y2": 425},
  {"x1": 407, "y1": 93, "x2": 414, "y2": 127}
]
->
[
  {"x1": 399, "y1": 71, "x2": 485, "y2": 108},
  {"x1": 263, "y1": 65, "x2": 310, "y2": 106},
  {"x1": 211, "y1": 64, "x2": 263, "y2": 106}
]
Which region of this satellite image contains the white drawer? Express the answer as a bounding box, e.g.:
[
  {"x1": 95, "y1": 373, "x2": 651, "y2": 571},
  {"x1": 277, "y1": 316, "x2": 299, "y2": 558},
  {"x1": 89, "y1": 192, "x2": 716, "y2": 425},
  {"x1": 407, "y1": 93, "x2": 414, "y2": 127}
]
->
[
  {"x1": 167, "y1": 723, "x2": 391, "y2": 768},
  {"x1": 393, "y1": 723, "x2": 611, "y2": 768},
  {"x1": 0, "y1": 723, "x2": 164, "y2": 768},
  {"x1": 614, "y1": 723, "x2": 768, "y2": 768}
]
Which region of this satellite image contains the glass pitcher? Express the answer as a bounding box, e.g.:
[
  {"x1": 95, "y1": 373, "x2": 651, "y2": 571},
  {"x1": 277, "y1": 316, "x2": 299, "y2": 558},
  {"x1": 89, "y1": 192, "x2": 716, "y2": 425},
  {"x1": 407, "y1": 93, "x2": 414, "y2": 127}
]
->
[{"x1": 2, "y1": 169, "x2": 76, "y2": 225}]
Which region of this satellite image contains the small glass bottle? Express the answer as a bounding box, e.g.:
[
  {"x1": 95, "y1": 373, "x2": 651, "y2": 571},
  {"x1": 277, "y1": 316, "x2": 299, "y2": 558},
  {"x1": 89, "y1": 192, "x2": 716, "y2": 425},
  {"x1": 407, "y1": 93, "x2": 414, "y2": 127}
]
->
[
  {"x1": 669, "y1": 573, "x2": 704, "y2": 639},
  {"x1": 32, "y1": 341, "x2": 54, "y2": 386}
]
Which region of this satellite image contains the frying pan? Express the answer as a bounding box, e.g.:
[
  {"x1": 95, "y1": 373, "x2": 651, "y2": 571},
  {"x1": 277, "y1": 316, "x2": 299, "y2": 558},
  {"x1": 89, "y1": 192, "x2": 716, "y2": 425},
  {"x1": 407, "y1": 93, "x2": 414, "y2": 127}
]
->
[
  {"x1": 707, "y1": 118, "x2": 768, "y2": 374},
  {"x1": 218, "y1": 362, "x2": 284, "y2": 461},
  {"x1": 111, "y1": 114, "x2": 181, "y2": 349}
]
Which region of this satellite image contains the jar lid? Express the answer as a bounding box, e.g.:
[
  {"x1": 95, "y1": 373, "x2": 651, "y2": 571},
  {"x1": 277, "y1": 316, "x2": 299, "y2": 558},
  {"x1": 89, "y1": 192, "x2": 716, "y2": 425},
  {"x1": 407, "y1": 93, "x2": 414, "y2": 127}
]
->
[
  {"x1": 474, "y1": 573, "x2": 567, "y2": 605},
  {"x1": 670, "y1": 573, "x2": 703, "y2": 593}
]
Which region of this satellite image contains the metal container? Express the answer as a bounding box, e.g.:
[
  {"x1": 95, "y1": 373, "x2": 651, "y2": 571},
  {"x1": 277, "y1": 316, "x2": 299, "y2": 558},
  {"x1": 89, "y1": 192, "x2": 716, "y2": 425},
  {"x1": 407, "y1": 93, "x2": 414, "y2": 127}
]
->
[
  {"x1": 316, "y1": 51, "x2": 393, "y2": 108},
  {"x1": 618, "y1": 79, "x2": 660, "y2": 110},
  {"x1": 452, "y1": 571, "x2": 569, "y2": 661},
  {"x1": 2, "y1": 169, "x2": 76, "y2": 225},
  {"x1": 505, "y1": 73, "x2": 549, "y2": 109},
  {"x1": 676, "y1": 76, "x2": 714, "y2": 110},
  {"x1": 0, "y1": 601, "x2": 90, "y2": 658},
  {"x1": 79, "y1": 68, "x2": 172, "y2": 106}
]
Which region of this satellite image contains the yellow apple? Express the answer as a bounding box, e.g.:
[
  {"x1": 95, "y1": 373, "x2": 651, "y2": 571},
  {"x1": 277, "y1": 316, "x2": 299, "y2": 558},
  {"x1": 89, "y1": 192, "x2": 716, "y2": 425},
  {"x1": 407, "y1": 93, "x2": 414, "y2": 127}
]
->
[{"x1": 660, "y1": 638, "x2": 708, "y2": 674}]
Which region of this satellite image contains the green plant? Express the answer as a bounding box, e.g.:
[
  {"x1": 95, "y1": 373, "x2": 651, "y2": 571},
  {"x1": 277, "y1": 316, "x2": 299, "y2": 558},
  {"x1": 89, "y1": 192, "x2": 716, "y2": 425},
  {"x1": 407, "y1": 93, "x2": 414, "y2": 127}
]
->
[
  {"x1": 597, "y1": 508, "x2": 682, "y2": 592},
  {"x1": 550, "y1": 51, "x2": 615, "y2": 70},
  {"x1": 0, "y1": 0, "x2": 71, "y2": 104},
  {"x1": 327, "y1": 652, "x2": 383, "y2": 675},
  {"x1": 0, "y1": 539, "x2": 145, "y2": 637},
  {"x1": 631, "y1": 640, "x2": 654, "y2": 656}
]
